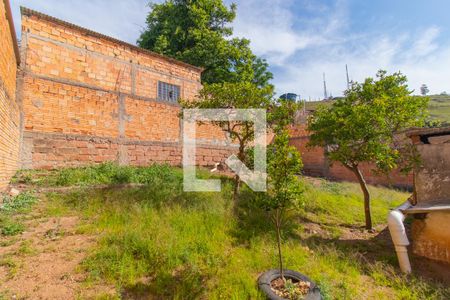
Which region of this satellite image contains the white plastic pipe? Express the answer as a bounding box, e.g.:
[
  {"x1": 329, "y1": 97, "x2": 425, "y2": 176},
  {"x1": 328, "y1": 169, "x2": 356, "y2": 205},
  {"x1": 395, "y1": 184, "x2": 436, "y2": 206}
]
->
[{"x1": 387, "y1": 200, "x2": 413, "y2": 273}]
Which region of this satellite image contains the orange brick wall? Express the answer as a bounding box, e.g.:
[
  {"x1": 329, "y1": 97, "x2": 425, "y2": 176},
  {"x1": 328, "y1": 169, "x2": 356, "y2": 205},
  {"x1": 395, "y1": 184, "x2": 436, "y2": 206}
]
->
[
  {"x1": 25, "y1": 132, "x2": 235, "y2": 169},
  {"x1": 19, "y1": 9, "x2": 234, "y2": 169},
  {"x1": 0, "y1": 0, "x2": 20, "y2": 190},
  {"x1": 22, "y1": 76, "x2": 119, "y2": 137},
  {"x1": 289, "y1": 125, "x2": 413, "y2": 189},
  {"x1": 124, "y1": 97, "x2": 180, "y2": 142},
  {"x1": 289, "y1": 136, "x2": 327, "y2": 177}
]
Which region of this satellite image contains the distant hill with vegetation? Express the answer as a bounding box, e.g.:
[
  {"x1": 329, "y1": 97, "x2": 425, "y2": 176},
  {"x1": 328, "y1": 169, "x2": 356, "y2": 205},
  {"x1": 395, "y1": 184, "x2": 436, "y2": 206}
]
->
[
  {"x1": 427, "y1": 94, "x2": 450, "y2": 123},
  {"x1": 304, "y1": 95, "x2": 450, "y2": 124}
]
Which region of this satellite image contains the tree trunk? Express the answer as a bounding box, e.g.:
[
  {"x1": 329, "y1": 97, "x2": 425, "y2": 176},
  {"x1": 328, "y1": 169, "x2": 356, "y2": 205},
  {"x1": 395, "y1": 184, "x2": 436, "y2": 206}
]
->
[
  {"x1": 351, "y1": 165, "x2": 373, "y2": 230},
  {"x1": 232, "y1": 146, "x2": 245, "y2": 202},
  {"x1": 275, "y1": 209, "x2": 284, "y2": 281},
  {"x1": 232, "y1": 175, "x2": 240, "y2": 202}
]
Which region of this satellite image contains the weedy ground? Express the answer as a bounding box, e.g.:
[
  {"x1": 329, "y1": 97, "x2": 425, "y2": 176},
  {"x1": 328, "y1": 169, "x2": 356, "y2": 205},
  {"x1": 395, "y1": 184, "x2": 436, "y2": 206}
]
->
[{"x1": 0, "y1": 163, "x2": 448, "y2": 299}]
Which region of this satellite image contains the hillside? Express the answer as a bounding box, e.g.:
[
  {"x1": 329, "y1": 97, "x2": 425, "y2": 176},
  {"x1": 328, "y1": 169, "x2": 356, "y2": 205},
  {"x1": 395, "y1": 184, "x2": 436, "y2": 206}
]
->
[
  {"x1": 304, "y1": 95, "x2": 450, "y2": 123},
  {"x1": 428, "y1": 94, "x2": 450, "y2": 123}
]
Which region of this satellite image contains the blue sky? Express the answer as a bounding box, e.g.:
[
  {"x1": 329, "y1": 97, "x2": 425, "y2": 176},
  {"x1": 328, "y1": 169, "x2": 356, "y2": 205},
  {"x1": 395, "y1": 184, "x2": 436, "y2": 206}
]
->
[{"x1": 10, "y1": 0, "x2": 450, "y2": 99}]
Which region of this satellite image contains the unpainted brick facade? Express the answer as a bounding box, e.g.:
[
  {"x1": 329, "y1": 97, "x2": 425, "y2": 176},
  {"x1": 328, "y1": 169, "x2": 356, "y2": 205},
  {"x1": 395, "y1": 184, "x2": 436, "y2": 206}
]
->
[
  {"x1": 19, "y1": 8, "x2": 235, "y2": 170},
  {"x1": 0, "y1": 0, "x2": 20, "y2": 190},
  {"x1": 1, "y1": 5, "x2": 413, "y2": 190},
  {"x1": 289, "y1": 124, "x2": 413, "y2": 188}
]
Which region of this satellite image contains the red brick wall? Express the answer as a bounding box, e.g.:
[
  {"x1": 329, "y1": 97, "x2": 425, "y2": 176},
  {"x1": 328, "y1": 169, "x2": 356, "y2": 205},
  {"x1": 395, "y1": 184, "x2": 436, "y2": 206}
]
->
[
  {"x1": 19, "y1": 9, "x2": 233, "y2": 169},
  {"x1": 289, "y1": 136, "x2": 327, "y2": 177},
  {"x1": 26, "y1": 132, "x2": 235, "y2": 169},
  {"x1": 328, "y1": 163, "x2": 412, "y2": 188},
  {"x1": 16, "y1": 7, "x2": 413, "y2": 188},
  {"x1": 0, "y1": 0, "x2": 20, "y2": 190},
  {"x1": 289, "y1": 125, "x2": 413, "y2": 188}
]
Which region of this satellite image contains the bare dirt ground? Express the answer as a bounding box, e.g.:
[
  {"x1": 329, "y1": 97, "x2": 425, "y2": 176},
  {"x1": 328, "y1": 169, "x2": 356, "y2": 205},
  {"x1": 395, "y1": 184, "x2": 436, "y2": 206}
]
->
[{"x1": 0, "y1": 212, "x2": 114, "y2": 299}]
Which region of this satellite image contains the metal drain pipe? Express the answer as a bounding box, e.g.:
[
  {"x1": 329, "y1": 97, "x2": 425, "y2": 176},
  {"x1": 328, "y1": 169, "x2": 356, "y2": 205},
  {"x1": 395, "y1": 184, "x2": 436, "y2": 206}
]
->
[{"x1": 387, "y1": 200, "x2": 413, "y2": 273}]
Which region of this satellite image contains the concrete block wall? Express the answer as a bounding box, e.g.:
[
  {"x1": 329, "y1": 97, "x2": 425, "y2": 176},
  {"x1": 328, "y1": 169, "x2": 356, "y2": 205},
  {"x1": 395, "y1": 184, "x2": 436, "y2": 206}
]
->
[
  {"x1": 412, "y1": 211, "x2": 450, "y2": 264},
  {"x1": 408, "y1": 128, "x2": 450, "y2": 263},
  {"x1": 0, "y1": 0, "x2": 20, "y2": 190},
  {"x1": 19, "y1": 8, "x2": 235, "y2": 169}
]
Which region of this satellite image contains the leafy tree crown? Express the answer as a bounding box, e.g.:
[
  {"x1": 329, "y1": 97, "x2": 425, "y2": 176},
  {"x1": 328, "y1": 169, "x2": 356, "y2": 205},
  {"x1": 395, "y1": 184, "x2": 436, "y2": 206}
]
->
[
  {"x1": 180, "y1": 82, "x2": 274, "y2": 149},
  {"x1": 138, "y1": 0, "x2": 273, "y2": 87},
  {"x1": 308, "y1": 70, "x2": 429, "y2": 173}
]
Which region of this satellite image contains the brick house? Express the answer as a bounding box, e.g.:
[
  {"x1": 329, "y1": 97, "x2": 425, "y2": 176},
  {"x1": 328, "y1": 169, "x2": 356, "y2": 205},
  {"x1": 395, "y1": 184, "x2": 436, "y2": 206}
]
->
[
  {"x1": 19, "y1": 7, "x2": 235, "y2": 171},
  {"x1": 0, "y1": 0, "x2": 20, "y2": 189},
  {"x1": 0, "y1": 3, "x2": 416, "y2": 191},
  {"x1": 0, "y1": 4, "x2": 236, "y2": 190}
]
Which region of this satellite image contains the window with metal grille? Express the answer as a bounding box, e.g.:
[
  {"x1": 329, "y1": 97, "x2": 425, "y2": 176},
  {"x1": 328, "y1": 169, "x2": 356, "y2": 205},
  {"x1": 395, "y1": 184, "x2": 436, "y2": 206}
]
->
[{"x1": 158, "y1": 81, "x2": 181, "y2": 103}]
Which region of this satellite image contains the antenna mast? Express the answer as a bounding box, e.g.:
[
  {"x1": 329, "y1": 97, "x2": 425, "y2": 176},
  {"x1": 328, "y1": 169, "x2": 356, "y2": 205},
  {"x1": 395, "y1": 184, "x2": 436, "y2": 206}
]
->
[
  {"x1": 303, "y1": 96, "x2": 306, "y2": 114},
  {"x1": 323, "y1": 73, "x2": 328, "y2": 100},
  {"x1": 346, "y1": 64, "x2": 350, "y2": 89}
]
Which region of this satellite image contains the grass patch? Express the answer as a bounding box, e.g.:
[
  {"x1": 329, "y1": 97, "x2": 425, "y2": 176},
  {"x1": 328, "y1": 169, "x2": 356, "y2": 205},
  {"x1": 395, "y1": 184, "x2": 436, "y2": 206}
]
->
[
  {"x1": 40, "y1": 166, "x2": 448, "y2": 299},
  {"x1": 0, "y1": 256, "x2": 20, "y2": 279},
  {"x1": 303, "y1": 179, "x2": 407, "y2": 227},
  {"x1": 0, "y1": 192, "x2": 37, "y2": 237},
  {"x1": 0, "y1": 221, "x2": 25, "y2": 236},
  {"x1": 1, "y1": 192, "x2": 37, "y2": 213},
  {"x1": 16, "y1": 240, "x2": 38, "y2": 256},
  {"x1": 11, "y1": 162, "x2": 209, "y2": 188},
  {"x1": 427, "y1": 94, "x2": 450, "y2": 123}
]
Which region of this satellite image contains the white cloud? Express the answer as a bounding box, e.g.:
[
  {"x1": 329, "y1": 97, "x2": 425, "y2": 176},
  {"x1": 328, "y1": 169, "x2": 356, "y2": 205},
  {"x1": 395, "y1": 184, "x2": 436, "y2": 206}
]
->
[
  {"x1": 273, "y1": 27, "x2": 450, "y2": 99},
  {"x1": 231, "y1": 0, "x2": 348, "y2": 66},
  {"x1": 230, "y1": 0, "x2": 449, "y2": 98},
  {"x1": 409, "y1": 26, "x2": 440, "y2": 58},
  {"x1": 9, "y1": 0, "x2": 450, "y2": 97},
  {"x1": 10, "y1": 0, "x2": 151, "y2": 44}
]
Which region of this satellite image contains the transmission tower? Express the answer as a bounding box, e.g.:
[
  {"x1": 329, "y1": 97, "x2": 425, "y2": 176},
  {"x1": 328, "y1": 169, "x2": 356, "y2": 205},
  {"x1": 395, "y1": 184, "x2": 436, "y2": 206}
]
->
[
  {"x1": 323, "y1": 73, "x2": 328, "y2": 100},
  {"x1": 346, "y1": 64, "x2": 350, "y2": 89}
]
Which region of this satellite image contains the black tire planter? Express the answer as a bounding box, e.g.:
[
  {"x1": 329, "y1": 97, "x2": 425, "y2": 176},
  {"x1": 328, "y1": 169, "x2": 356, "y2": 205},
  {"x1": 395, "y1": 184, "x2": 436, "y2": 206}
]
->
[{"x1": 258, "y1": 269, "x2": 322, "y2": 300}]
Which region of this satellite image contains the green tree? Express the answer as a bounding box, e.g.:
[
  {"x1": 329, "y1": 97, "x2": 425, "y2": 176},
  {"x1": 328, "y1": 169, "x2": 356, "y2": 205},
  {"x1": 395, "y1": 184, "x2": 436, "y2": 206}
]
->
[
  {"x1": 420, "y1": 84, "x2": 429, "y2": 96},
  {"x1": 308, "y1": 70, "x2": 429, "y2": 230},
  {"x1": 253, "y1": 113, "x2": 304, "y2": 281},
  {"x1": 180, "y1": 82, "x2": 274, "y2": 200},
  {"x1": 138, "y1": 0, "x2": 273, "y2": 87}
]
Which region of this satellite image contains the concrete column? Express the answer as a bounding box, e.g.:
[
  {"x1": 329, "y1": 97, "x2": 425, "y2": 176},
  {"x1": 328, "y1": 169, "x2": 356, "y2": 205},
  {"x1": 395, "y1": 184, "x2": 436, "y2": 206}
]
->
[{"x1": 117, "y1": 94, "x2": 129, "y2": 165}]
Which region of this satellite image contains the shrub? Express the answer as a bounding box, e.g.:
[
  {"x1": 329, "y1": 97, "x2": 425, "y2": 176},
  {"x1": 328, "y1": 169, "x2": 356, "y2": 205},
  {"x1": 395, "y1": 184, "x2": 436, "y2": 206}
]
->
[
  {"x1": 1, "y1": 221, "x2": 25, "y2": 236},
  {"x1": 1, "y1": 192, "x2": 37, "y2": 214}
]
